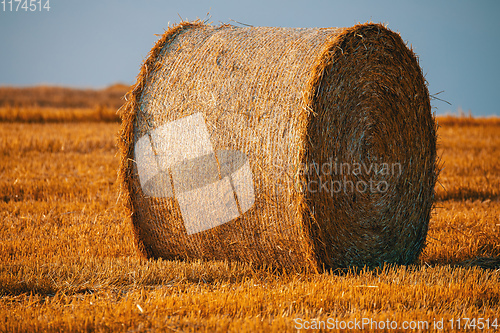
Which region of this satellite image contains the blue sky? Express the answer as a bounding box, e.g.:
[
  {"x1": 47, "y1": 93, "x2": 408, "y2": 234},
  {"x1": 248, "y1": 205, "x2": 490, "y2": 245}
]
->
[{"x1": 0, "y1": 0, "x2": 498, "y2": 116}]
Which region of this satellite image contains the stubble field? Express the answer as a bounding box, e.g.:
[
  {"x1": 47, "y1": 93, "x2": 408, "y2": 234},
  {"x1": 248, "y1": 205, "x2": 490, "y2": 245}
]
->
[{"x1": 0, "y1": 104, "x2": 499, "y2": 332}]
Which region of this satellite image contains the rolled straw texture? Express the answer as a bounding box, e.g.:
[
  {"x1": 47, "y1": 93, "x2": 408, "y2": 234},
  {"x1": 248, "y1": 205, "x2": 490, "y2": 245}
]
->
[{"x1": 118, "y1": 21, "x2": 438, "y2": 271}]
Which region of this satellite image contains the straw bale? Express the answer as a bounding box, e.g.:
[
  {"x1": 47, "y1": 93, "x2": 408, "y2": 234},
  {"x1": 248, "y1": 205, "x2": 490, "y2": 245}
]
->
[{"x1": 118, "y1": 21, "x2": 438, "y2": 271}]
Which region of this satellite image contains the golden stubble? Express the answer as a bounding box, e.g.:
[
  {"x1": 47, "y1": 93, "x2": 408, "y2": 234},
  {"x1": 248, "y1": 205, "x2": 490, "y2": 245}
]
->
[{"x1": 0, "y1": 115, "x2": 498, "y2": 332}]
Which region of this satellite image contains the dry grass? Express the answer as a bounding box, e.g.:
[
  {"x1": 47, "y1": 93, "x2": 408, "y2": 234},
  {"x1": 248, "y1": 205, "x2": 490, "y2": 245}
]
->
[
  {"x1": 0, "y1": 84, "x2": 126, "y2": 123},
  {"x1": 0, "y1": 84, "x2": 129, "y2": 109},
  {"x1": 0, "y1": 106, "x2": 119, "y2": 123},
  {"x1": 0, "y1": 114, "x2": 499, "y2": 332}
]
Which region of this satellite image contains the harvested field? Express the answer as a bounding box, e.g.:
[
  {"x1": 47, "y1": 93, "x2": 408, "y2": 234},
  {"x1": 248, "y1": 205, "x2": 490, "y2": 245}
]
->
[{"x1": 0, "y1": 105, "x2": 499, "y2": 331}]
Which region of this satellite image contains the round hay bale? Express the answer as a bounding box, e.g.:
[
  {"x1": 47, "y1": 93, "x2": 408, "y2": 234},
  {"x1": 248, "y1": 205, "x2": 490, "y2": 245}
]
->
[{"x1": 118, "y1": 21, "x2": 438, "y2": 271}]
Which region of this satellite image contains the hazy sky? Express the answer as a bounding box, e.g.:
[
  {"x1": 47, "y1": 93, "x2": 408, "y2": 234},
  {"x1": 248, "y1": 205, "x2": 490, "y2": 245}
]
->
[{"x1": 0, "y1": 0, "x2": 498, "y2": 116}]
